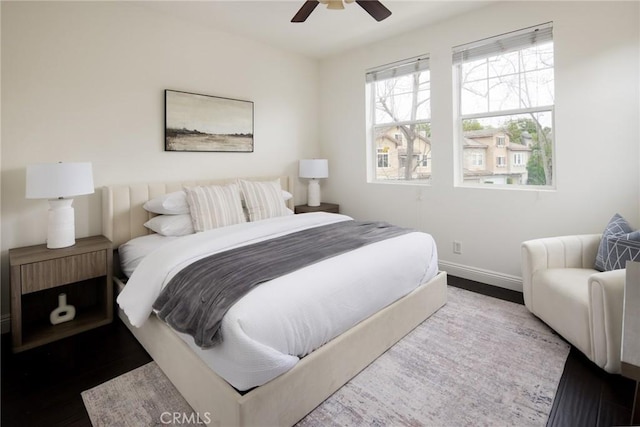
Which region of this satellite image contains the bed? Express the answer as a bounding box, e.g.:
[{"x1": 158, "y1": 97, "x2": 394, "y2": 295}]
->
[{"x1": 102, "y1": 175, "x2": 447, "y2": 426}]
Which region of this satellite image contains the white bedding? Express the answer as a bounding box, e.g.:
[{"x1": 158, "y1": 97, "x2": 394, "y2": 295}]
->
[
  {"x1": 118, "y1": 233, "x2": 179, "y2": 277},
  {"x1": 117, "y1": 212, "x2": 438, "y2": 390}
]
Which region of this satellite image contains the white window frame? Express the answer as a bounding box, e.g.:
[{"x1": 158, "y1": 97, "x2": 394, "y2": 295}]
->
[
  {"x1": 496, "y1": 156, "x2": 506, "y2": 167},
  {"x1": 453, "y1": 22, "x2": 555, "y2": 190},
  {"x1": 513, "y1": 153, "x2": 524, "y2": 166},
  {"x1": 471, "y1": 152, "x2": 484, "y2": 167},
  {"x1": 366, "y1": 55, "x2": 431, "y2": 185},
  {"x1": 377, "y1": 148, "x2": 389, "y2": 168}
]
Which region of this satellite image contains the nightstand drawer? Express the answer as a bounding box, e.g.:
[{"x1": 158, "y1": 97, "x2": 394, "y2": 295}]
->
[{"x1": 21, "y1": 250, "x2": 107, "y2": 294}]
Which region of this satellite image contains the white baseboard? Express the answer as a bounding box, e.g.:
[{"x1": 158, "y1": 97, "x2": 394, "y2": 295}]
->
[
  {"x1": 439, "y1": 260, "x2": 523, "y2": 292},
  {"x1": 1, "y1": 314, "x2": 10, "y2": 334}
]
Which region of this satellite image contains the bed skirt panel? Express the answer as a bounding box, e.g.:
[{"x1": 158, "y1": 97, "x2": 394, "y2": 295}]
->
[{"x1": 117, "y1": 270, "x2": 447, "y2": 426}]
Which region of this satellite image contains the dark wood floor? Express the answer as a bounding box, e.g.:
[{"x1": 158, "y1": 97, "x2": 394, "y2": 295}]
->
[
  {"x1": 1, "y1": 320, "x2": 152, "y2": 426},
  {"x1": 1, "y1": 276, "x2": 635, "y2": 426},
  {"x1": 548, "y1": 346, "x2": 636, "y2": 427}
]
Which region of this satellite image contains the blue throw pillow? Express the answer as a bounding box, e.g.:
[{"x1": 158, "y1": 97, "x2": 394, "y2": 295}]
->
[
  {"x1": 595, "y1": 213, "x2": 635, "y2": 271},
  {"x1": 603, "y1": 232, "x2": 640, "y2": 271}
]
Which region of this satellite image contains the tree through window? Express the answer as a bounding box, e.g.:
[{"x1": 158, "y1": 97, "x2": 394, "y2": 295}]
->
[
  {"x1": 366, "y1": 55, "x2": 431, "y2": 183},
  {"x1": 453, "y1": 23, "x2": 554, "y2": 187}
]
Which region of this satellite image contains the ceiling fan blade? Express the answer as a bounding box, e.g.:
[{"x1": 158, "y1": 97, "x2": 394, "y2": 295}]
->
[
  {"x1": 292, "y1": 0, "x2": 320, "y2": 23},
  {"x1": 355, "y1": 0, "x2": 392, "y2": 21}
]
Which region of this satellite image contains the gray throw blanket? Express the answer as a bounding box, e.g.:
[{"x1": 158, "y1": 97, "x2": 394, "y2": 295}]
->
[{"x1": 153, "y1": 220, "x2": 413, "y2": 348}]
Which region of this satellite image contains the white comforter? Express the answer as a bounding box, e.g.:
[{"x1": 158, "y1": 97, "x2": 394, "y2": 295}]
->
[{"x1": 118, "y1": 212, "x2": 438, "y2": 390}]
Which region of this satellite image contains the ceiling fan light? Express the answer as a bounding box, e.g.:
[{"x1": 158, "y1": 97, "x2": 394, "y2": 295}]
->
[{"x1": 292, "y1": 0, "x2": 390, "y2": 22}]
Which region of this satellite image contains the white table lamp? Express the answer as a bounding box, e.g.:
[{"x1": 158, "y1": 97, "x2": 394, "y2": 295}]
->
[
  {"x1": 26, "y1": 162, "x2": 94, "y2": 249},
  {"x1": 299, "y1": 159, "x2": 328, "y2": 207}
]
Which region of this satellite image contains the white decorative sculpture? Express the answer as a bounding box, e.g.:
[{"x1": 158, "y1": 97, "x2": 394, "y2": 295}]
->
[{"x1": 50, "y1": 293, "x2": 76, "y2": 325}]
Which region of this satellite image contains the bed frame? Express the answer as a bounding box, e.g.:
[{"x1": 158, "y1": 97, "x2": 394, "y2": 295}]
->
[{"x1": 102, "y1": 176, "x2": 448, "y2": 427}]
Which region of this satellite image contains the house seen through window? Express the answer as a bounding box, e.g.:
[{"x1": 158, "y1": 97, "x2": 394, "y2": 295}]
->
[
  {"x1": 366, "y1": 55, "x2": 431, "y2": 183},
  {"x1": 453, "y1": 22, "x2": 555, "y2": 187},
  {"x1": 377, "y1": 148, "x2": 389, "y2": 168}
]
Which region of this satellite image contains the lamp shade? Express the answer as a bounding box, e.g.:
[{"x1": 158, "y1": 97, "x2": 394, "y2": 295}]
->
[
  {"x1": 299, "y1": 159, "x2": 329, "y2": 179},
  {"x1": 26, "y1": 162, "x2": 94, "y2": 199}
]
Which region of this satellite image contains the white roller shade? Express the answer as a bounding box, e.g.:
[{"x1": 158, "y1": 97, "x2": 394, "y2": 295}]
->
[
  {"x1": 452, "y1": 22, "x2": 553, "y2": 64},
  {"x1": 366, "y1": 55, "x2": 430, "y2": 83}
]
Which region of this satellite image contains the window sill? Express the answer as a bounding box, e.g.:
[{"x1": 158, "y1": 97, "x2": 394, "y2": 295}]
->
[
  {"x1": 455, "y1": 183, "x2": 556, "y2": 192},
  {"x1": 368, "y1": 179, "x2": 432, "y2": 187}
]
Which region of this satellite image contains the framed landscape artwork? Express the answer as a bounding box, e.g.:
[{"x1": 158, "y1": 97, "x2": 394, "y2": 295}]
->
[{"x1": 165, "y1": 90, "x2": 254, "y2": 152}]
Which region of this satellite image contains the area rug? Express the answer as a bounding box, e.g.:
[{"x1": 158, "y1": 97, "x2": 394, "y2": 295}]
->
[{"x1": 82, "y1": 286, "x2": 570, "y2": 426}]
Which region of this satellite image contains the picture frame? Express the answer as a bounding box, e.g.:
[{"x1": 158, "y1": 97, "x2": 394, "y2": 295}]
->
[{"x1": 164, "y1": 89, "x2": 254, "y2": 152}]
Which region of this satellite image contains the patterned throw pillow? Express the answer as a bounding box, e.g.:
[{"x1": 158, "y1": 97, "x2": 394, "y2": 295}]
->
[
  {"x1": 595, "y1": 214, "x2": 635, "y2": 271},
  {"x1": 239, "y1": 179, "x2": 289, "y2": 222},
  {"x1": 603, "y1": 232, "x2": 640, "y2": 271},
  {"x1": 184, "y1": 184, "x2": 246, "y2": 232}
]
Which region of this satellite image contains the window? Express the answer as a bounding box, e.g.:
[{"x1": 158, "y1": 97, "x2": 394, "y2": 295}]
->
[
  {"x1": 471, "y1": 152, "x2": 484, "y2": 167},
  {"x1": 366, "y1": 55, "x2": 431, "y2": 183},
  {"x1": 377, "y1": 148, "x2": 389, "y2": 168},
  {"x1": 513, "y1": 153, "x2": 525, "y2": 166},
  {"x1": 454, "y1": 23, "x2": 554, "y2": 187}
]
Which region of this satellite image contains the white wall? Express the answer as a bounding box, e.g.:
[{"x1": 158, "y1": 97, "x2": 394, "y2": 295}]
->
[
  {"x1": 0, "y1": 2, "x2": 320, "y2": 320},
  {"x1": 1, "y1": 2, "x2": 637, "y2": 326},
  {"x1": 319, "y1": 1, "x2": 640, "y2": 290}
]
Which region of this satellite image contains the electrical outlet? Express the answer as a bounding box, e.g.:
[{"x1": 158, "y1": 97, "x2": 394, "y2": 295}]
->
[{"x1": 453, "y1": 241, "x2": 462, "y2": 255}]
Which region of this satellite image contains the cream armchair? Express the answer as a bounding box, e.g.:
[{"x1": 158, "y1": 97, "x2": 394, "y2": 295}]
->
[{"x1": 522, "y1": 234, "x2": 626, "y2": 373}]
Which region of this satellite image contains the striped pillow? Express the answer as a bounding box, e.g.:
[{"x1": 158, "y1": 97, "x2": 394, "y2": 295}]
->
[
  {"x1": 239, "y1": 179, "x2": 289, "y2": 222},
  {"x1": 184, "y1": 184, "x2": 246, "y2": 232}
]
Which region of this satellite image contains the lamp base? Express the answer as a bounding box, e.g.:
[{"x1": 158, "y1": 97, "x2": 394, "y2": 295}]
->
[
  {"x1": 47, "y1": 198, "x2": 75, "y2": 249},
  {"x1": 307, "y1": 179, "x2": 321, "y2": 207}
]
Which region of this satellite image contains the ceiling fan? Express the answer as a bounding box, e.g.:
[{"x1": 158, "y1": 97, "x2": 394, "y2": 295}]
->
[{"x1": 291, "y1": 0, "x2": 392, "y2": 23}]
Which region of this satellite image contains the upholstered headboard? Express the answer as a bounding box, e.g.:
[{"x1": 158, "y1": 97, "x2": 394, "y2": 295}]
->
[{"x1": 102, "y1": 176, "x2": 293, "y2": 248}]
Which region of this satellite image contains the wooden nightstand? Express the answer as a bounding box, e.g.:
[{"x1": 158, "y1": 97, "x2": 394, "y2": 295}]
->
[
  {"x1": 9, "y1": 235, "x2": 113, "y2": 352},
  {"x1": 294, "y1": 203, "x2": 340, "y2": 214}
]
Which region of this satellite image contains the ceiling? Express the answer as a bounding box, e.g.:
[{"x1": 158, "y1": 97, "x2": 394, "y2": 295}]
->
[{"x1": 133, "y1": 1, "x2": 493, "y2": 59}]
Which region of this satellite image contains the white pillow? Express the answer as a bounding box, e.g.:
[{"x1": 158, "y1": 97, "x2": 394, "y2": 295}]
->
[
  {"x1": 184, "y1": 183, "x2": 246, "y2": 232},
  {"x1": 144, "y1": 214, "x2": 194, "y2": 236},
  {"x1": 143, "y1": 191, "x2": 189, "y2": 215},
  {"x1": 239, "y1": 179, "x2": 289, "y2": 222},
  {"x1": 118, "y1": 234, "x2": 178, "y2": 277}
]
